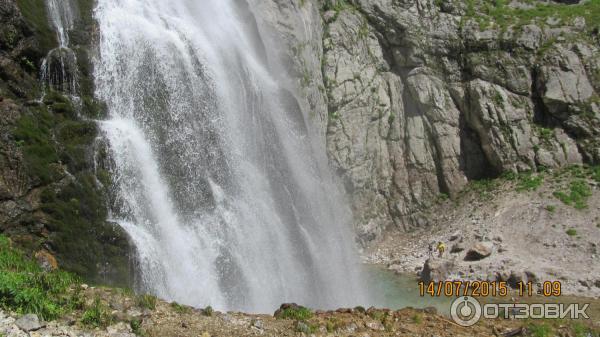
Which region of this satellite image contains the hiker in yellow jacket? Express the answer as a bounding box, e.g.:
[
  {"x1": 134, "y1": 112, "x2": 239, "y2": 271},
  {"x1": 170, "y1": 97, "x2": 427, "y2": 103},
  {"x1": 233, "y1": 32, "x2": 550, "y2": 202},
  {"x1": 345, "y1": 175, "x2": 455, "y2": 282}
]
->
[{"x1": 437, "y1": 241, "x2": 446, "y2": 258}]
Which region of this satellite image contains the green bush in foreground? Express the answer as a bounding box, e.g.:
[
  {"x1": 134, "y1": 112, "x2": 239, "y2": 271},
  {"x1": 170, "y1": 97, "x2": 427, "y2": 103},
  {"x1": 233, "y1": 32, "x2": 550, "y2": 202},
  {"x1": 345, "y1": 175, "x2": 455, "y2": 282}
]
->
[
  {"x1": 203, "y1": 305, "x2": 214, "y2": 317},
  {"x1": 0, "y1": 235, "x2": 80, "y2": 320},
  {"x1": 276, "y1": 306, "x2": 313, "y2": 321}
]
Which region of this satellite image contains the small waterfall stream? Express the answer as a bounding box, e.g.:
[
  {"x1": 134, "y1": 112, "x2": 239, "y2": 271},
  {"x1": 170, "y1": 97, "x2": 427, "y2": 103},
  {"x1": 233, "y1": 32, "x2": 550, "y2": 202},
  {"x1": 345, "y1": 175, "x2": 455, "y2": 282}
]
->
[
  {"x1": 40, "y1": 0, "x2": 79, "y2": 97},
  {"x1": 93, "y1": 0, "x2": 370, "y2": 312}
]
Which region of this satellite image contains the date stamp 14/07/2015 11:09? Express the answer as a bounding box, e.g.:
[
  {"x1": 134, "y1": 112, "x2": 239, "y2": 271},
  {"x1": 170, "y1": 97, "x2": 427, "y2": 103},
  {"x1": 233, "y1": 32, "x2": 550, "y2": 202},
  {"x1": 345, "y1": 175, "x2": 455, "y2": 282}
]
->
[{"x1": 418, "y1": 280, "x2": 563, "y2": 298}]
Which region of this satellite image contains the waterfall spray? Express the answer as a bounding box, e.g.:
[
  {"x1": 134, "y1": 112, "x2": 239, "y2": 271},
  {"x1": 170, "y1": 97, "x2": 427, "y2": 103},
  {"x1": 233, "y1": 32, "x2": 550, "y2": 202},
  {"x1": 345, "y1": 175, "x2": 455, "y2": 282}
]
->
[{"x1": 94, "y1": 0, "x2": 368, "y2": 312}]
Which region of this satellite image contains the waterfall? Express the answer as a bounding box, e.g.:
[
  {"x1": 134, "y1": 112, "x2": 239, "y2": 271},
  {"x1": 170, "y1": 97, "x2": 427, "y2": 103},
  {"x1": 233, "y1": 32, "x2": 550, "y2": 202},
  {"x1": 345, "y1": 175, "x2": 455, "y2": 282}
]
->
[
  {"x1": 93, "y1": 0, "x2": 369, "y2": 312},
  {"x1": 41, "y1": 0, "x2": 79, "y2": 97}
]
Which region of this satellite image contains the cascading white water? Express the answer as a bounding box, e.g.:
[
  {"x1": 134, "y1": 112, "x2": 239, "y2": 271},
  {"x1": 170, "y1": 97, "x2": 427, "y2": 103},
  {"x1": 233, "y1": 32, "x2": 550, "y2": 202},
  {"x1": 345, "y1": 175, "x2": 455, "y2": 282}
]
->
[
  {"x1": 46, "y1": 0, "x2": 74, "y2": 47},
  {"x1": 41, "y1": 0, "x2": 78, "y2": 96},
  {"x1": 94, "y1": 0, "x2": 369, "y2": 312}
]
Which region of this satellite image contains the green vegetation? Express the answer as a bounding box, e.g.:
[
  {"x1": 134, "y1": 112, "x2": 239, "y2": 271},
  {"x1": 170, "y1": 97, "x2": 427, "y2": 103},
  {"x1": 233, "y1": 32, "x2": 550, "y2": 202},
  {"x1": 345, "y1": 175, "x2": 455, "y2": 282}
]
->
[
  {"x1": 592, "y1": 166, "x2": 600, "y2": 183},
  {"x1": 12, "y1": 91, "x2": 131, "y2": 286},
  {"x1": 469, "y1": 178, "x2": 500, "y2": 199},
  {"x1": 295, "y1": 321, "x2": 318, "y2": 334},
  {"x1": 276, "y1": 306, "x2": 313, "y2": 321},
  {"x1": 0, "y1": 235, "x2": 80, "y2": 320},
  {"x1": 81, "y1": 298, "x2": 112, "y2": 328},
  {"x1": 565, "y1": 228, "x2": 578, "y2": 236},
  {"x1": 516, "y1": 172, "x2": 543, "y2": 192},
  {"x1": 528, "y1": 322, "x2": 552, "y2": 337},
  {"x1": 323, "y1": 0, "x2": 355, "y2": 13},
  {"x1": 412, "y1": 313, "x2": 422, "y2": 324},
  {"x1": 325, "y1": 318, "x2": 340, "y2": 333},
  {"x1": 329, "y1": 110, "x2": 340, "y2": 120},
  {"x1": 368, "y1": 309, "x2": 386, "y2": 321},
  {"x1": 358, "y1": 18, "x2": 370, "y2": 38},
  {"x1": 203, "y1": 305, "x2": 214, "y2": 317},
  {"x1": 130, "y1": 318, "x2": 144, "y2": 336},
  {"x1": 553, "y1": 180, "x2": 592, "y2": 209},
  {"x1": 136, "y1": 294, "x2": 157, "y2": 310},
  {"x1": 388, "y1": 112, "x2": 397, "y2": 125},
  {"x1": 13, "y1": 110, "x2": 61, "y2": 185},
  {"x1": 492, "y1": 91, "x2": 504, "y2": 108},
  {"x1": 354, "y1": 306, "x2": 366, "y2": 313},
  {"x1": 13, "y1": 92, "x2": 91, "y2": 184},
  {"x1": 15, "y1": 0, "x2": 57, "y2": 53},
  {"x1": 170, "y1": 302, "x2": 190, "y2": 314},
  {"x1": 537, "y1": 127, "x2": 555, "y2": 144},
  {"x1": 436, "y1": 192, "x2": 449, "y2": 203},
  {"x1": 464, "y1": 0, "x2": 600, "y2": 32},
  {"x1": 464, "y1": 165, "x2": 597, "y2": 208},
  {"x1": 571, "y1": 321, "x2": 594, "y2": 337}
]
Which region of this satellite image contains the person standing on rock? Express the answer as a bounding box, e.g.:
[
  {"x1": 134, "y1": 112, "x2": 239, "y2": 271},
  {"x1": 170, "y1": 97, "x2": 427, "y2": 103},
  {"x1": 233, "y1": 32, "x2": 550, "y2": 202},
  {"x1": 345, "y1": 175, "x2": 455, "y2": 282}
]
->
[
  {"x1": 437, "y1": 241, "x2": 446, "y2": 258},
  {"x1": 428, "y1": 243, "x2": 434, "y2": 257}
]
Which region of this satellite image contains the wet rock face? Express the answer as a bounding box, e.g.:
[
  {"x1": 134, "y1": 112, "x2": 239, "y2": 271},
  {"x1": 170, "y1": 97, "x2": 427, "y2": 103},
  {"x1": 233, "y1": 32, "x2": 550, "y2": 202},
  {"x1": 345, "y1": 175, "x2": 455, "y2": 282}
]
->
[
  {"x1": 0, "y1": 0, "x2": 133, "y2": 287},
  {"x1": 262, "y1": 0, "x2": 599, "y2": 245}
]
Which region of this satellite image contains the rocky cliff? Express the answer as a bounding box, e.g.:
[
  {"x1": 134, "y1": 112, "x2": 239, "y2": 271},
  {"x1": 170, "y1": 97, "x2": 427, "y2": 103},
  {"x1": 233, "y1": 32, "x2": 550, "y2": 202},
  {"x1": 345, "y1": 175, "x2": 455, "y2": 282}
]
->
[
  {"x1": 258, "y1": 0, "x2": 599, "y2": 244},
  {"x1": 0, "y1": 0, "x2": 131, "y2": 285}
]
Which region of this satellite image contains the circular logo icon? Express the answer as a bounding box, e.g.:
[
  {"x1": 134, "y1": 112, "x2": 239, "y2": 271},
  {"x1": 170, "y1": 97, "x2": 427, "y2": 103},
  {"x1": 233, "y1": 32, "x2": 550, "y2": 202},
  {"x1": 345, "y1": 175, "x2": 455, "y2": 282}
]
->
[{"x1": 450, "y1": 296, "x2": 482, "y2": 327}]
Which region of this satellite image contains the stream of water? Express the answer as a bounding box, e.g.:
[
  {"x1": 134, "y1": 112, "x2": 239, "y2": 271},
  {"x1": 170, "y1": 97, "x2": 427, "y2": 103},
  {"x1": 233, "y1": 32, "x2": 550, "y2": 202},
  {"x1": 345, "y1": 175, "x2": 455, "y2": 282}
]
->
[{"x1": 93, "y1": 0, "x2": 369, "y2": 313}]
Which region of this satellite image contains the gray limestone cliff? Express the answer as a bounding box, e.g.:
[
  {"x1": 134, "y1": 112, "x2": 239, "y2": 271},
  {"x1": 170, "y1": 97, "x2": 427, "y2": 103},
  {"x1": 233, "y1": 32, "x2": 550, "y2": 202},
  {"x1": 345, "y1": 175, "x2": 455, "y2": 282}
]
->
[{"x1": 257, "y1": 0, "x2": 599, "y2": 244}]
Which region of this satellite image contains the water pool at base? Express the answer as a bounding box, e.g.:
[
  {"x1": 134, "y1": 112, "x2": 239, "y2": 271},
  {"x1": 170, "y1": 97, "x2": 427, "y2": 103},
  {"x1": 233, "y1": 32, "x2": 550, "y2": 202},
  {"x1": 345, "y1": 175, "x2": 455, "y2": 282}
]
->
[{"x1": 364, "y1": 265, "x2": 453, "y2": 315}]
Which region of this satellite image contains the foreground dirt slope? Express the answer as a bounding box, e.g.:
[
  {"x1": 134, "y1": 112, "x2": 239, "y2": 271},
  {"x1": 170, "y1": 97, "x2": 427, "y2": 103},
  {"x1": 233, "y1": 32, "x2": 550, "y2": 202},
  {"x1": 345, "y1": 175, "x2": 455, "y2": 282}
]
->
[
  {"x1": 2, "y1": 282, "x2": 599, "y2": 337},
  {"x1": 0, "y1": 286, "x2": 532, "y2": 337}
]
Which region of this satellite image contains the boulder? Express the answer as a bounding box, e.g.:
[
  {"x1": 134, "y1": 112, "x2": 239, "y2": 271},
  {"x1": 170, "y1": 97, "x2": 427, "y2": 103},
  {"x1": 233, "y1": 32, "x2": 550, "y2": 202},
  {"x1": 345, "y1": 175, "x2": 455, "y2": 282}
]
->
[
  {"x1": 537, "y1": 46, "x2": 594, "y2": 118},
  {"x1": 366, "y1": 321, "x2": 385, "y2": 331},
  {"x1": 449, "y1": 231, "x2": 461, "y2": 241},
  {"x1": 15, "y1": 314, "x2": 44, "y2": 332},
  {"x1": 465, "y1": 242, "x2": 493, "y2": 261},
  {"x1": 35, "y1": 250, "x2": 58, "y2": 272},
  {"x1": 420, "y1": 258, "x2": 454, "y2": 283},
  {"x1": 273, "y1": 303, "x2": 304, "y2": 318},
  {"x1": 450, "y1": 242, "x2": 465, "y2": 253}
]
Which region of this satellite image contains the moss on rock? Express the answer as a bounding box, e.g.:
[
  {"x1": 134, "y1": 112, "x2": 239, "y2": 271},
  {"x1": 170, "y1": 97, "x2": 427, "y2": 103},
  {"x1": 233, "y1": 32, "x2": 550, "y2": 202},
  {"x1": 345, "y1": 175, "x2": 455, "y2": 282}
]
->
[{"x1": 15, "y1": 0, "x2": 57, "y2": 54}]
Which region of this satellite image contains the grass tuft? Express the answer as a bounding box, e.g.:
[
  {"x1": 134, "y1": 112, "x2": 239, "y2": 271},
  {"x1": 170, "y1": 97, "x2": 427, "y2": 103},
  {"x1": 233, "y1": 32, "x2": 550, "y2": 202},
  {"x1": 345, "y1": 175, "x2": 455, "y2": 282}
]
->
[
  {"x1": 81, "y1": 298, "x2": 112, "y2": 328},
  {"x1": 170, "y1": 302, "x2": 190, "y2": 314},
  {"x1": 0, "y1": 235, "x2": 80, "y2": 320},
  {"x1": 553, "y1": 180, "x2": 592, "y2": 209},
  {"x1": 566, "y1": 228, "x2": 578, "y2": 236},
  {"x1": 136, "y1": 294, "x2": 157, "y2": 310},
  {"x1": 528, "y1": 322, "x2": 552, "y2": 337}
]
